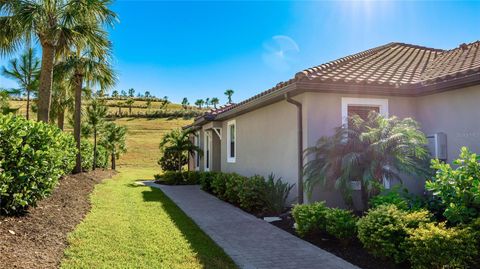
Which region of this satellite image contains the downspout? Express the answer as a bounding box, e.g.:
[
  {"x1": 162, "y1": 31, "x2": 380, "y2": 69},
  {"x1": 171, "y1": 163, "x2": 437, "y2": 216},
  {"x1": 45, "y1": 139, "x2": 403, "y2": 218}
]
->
[{"x1": 284, "y1": 93, "x2": 304, "y2": 204}]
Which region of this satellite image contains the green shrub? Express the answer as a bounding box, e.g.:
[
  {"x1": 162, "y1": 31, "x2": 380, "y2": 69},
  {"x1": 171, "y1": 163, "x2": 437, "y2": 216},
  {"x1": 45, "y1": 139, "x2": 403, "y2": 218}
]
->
[
  {"x1": 405, "y1": 222, "x2": 477, "y2": 269},
  {"x1": 0, "y1": 114, "x2": 76, "y2": 214},
  {"x1": 238, "y1": 175, "x2": 267, "y2": 214},
  {"x1": 154, "y1": 171, "x2": 201, "y2": 185},
  {"x1": 211, "y1": 173, "x2": 229, "y2": 199},
  {"x1": 264, "y1": 174, "x2": 295, "y2": 215},
  {"x1": 357, "y1": 205, "x2": 431, "y2": 263},
  {"x1": 369, "y1": 187, "x2": 409, "y2": 211},
  {"x1": 426, "y1": 147, "x2": 480, "y2": 225},
  {"x1": 292, "y1": 201, "x2": 328, "y2": 237},
  {"x1": 157, "y1": 150, "x2": 188, "y2": 172},
  {"x1": 325, "y1": 208, "x2": 358, "y2": 242},
  {"x1": 224, "y1": 173, "x2": 246, "y2": 204},
  {"x1": 95, "y1": 145, "x2": 108, "y2": 169},
  {"x1": 81, "y1": 139, "x2": 94, "y2": 171},
  {"x1": 199, "y1": 171, "x2": 219, "y2": 193}
]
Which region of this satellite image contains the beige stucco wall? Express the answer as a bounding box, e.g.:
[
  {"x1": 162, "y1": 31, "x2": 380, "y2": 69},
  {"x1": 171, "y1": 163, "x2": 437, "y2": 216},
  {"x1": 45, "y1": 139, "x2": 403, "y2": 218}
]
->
[
  {"x1": 416, "y1": 85, "x2": 480, "y2": 163},
  {"x1": 220, "y1": 98, "x2": 300, "y2": 201}
]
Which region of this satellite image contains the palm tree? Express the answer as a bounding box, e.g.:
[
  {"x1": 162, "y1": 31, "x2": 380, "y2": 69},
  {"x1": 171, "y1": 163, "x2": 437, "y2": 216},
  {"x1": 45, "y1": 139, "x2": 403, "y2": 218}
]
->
[
  {"x1": 128, "y1": 88, "x2": 135, "y2": 98},
  {"x1": 56, "y1": 36, "x2": 117, "y2": 173},
  {"x1": 205, "y1": 98, "x2": 210, "y2": 108},
  {"x1": 211, "y1": 97, "x2": 219, "y2": 109},
  {"x1": 1, "y1": 48, "x2": 40, "y2": 120},
  {"x1": 303, "y1": 112, "x2": 431, "y2": 209},
  {"x1": 125, "y1": 98, "x2": 134, "y2": 115},
  {"x1": 86, "y1": 98, "x2": 107, "y2": 170},
  {"x1": 159, "y1": 129, "x2": 203, "y2": 172},
  {"x1": 195, "y1": 99, "x2": 204, "y2": 109},
  {"x1": 100, "y1": 122, "x2": 127, "y2": 170},
  {"x1": 181, "y1": 97, "x2": 189, "y2": 109},
  {"x1": 112, "y1": 90, "x2": 119, "y2": 98},
  {"x1": 160, "y1": 96, "x2": 169, "y2": 110},
  {"x1": 0, "y1": 0, "x2": 117, "y2": 122},
  {"x1": 50, "y1": 75, "x2": 73, "y2": 130},
  {"x1": 145, "y1": 91, "x2": 151, "y2": 98},
  {"x1": 224, "y1": 89, "x2": 234, "y2": 104}
]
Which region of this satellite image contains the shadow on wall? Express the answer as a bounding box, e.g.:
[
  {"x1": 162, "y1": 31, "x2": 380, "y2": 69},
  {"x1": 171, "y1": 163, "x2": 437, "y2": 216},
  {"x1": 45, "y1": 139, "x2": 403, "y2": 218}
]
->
[{"x1": 128, "y1": 183, "x2": 237, "y2": 269}]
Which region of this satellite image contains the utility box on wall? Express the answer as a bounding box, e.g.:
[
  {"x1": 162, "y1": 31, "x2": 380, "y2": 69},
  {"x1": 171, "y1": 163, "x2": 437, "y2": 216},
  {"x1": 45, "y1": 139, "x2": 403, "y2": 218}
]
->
[{"x1": 427, "y1": 132, "x2": 447, "y2": 161}]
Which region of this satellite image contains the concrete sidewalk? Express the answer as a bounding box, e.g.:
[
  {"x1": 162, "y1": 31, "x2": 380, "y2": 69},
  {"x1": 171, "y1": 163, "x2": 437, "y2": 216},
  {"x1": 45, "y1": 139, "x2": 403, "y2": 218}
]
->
[{"x1": 142, "y1": 181, "x2": 360, "y2": 269}]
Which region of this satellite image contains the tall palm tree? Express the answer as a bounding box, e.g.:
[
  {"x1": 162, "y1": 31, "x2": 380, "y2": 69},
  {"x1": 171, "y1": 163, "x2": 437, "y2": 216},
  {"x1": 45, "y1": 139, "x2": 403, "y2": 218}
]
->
[
  {"x1": 211, "y1": 97, "x2": 219, "y2": 109},
  {"x1": 50, "y1": 75, "x2": 73, "y2": 130},
  {"x1": 56, "y1": 36, "x2": 117, "y2": 173},
  {"x1": 85, "y1": 98, "x2": 107, "y2": 170},
  {"x1": 181, "y1": 97, "x2": 189, "y2": 109},
  {"x1": 224, "y1": 89, "x2": 234, "y2": 104},
  {"x1": 1, "y1": 48, "x2": 40, "y2": 120},
  {"x1": 159, "y1": 129, "x2": 203, "y2": 172},
  {"x1": 195, "y1": 99, "x2": 204, "y2": 109},
  {"x1": 303, "y1": 112, "x2": 431, "y2": 209},
  {"x1": 125, "y1": 98, "x2": 134, "y2": 115},
  {"x1": 0, "y1": 0, "x2": 117, "y2": 122},
  {"x1": 100, "y1": 122, "x2": 127, "y2": 170}
]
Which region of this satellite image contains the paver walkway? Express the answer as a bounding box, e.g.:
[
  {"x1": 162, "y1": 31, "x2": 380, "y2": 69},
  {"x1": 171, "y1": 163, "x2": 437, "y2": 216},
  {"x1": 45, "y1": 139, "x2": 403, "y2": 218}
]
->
[{"x1": 142, "y1": 182, "x2": 360, "y2": 269}]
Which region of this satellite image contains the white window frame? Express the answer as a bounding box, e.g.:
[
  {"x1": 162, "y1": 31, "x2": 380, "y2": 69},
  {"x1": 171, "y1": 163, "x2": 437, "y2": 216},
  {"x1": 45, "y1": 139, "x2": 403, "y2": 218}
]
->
[
  {"x1": 194, "y1": 132, "x2": 200, "y2": 171},
  {"x1": 204, "y1": 131, "x2": 212, "y2": 171},
  {"x1": 341, "y1": 97, "x2": 389, "y2": 126},
  {"x1": 226, "y1": 120, "x2": 236, "y2": 163}
]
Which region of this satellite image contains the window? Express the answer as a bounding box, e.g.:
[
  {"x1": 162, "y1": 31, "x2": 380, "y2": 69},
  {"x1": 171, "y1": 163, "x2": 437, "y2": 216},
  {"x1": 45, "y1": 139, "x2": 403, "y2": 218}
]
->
[
  {"x1": 194, "y1": 132, "x2": 200, "y2": 171},
  {"x1": 204, "y1": 131, "x2": 212, "y2": 171},
  {"x1": 341, "y1": 97, "x2": 388, "y2": 126},
  {"x1": 227, "y1": 120, "x2": 236, "y2": 163}
]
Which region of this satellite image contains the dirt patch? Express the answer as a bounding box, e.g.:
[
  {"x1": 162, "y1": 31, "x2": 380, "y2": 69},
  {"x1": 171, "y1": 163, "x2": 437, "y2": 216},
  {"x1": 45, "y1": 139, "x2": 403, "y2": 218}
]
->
[
  {"x1": 0, "y1": 170, "x2": 115, "y2": 269},
  {"x1": 270, "y1": 213, "x2": 410, "y2": 269}
]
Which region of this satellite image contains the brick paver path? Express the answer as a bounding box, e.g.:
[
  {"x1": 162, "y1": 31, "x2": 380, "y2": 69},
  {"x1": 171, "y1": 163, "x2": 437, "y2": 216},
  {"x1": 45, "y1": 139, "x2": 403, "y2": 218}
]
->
[{"x1": 143, "y1": 182, "x2": 360, "y2": 269}]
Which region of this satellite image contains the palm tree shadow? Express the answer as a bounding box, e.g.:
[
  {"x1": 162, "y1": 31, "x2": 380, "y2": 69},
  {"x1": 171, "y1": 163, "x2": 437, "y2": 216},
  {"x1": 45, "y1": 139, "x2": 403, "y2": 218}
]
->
[{"x1": 127, "y1": 182, "x2": 237, "y2": 269}]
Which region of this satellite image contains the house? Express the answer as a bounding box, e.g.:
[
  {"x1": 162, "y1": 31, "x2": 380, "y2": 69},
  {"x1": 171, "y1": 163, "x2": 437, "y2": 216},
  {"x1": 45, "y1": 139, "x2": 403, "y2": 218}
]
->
[{"x1": 186, "y1": 41, "x2": 480, "y2": 207}]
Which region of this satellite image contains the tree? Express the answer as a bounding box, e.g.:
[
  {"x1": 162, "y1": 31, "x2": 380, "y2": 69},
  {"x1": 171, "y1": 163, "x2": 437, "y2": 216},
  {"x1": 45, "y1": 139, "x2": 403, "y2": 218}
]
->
[
  {"x1": 159, "y1": 129, "x2": 202, "y2": 172},
  {"x1": 211, "y1": 97, "x2": 219, "y2": 109},
  {"x1": 160, "y1": 96, "x2": 169, "y2": 110},
  {"x1": 121, "y1": 90, "x2": 127, "y2": 97},
  {"x1": 100, "y1": 122, "x2": 127, "y2": 170},
  {"x1": 1, "y1": 48, "x2": 40, "y2": 120},
  {"x1": 85, "y1": 98, "x2": 107, "y2": 170},
  {"x1": 224, "y1": 89, "x2": 234, "y2": 104},
  {"x1": 125, "y1": 98, "x2": 134, "y2": 115},
  {"x1": 145, "y1": 91, "x2": 151, "y2": 98},
  {"x1": 181, "y1": 97, "x2": 189, "y2": 109},
  {"x1": 194, "y1": 99, "x2": 204, "y2": 109},
  {"x1": 112, "y1": 90, "x2": 119, "y2": 98},
  {"x1": 205, "y1": 98, "x2": 210, "y2": 108},
  {"x1": 303, "y1": 112, "x2": 431, "y2": 209},
  {"x1": 146, "y1": 99, "x2": 152, "y2": 112},
  {"x1": 0, "y1": 0, "x2": 117, "y2": 122},
  {"x1": 50, "y1": 75, "x2": 73, "y2": 130},
  {"x1": 128, "y1": 88, "x2": 135, "y2": 98},
  {"x1": 56, "y1": 30, "x2": 117, "y2": 173}
]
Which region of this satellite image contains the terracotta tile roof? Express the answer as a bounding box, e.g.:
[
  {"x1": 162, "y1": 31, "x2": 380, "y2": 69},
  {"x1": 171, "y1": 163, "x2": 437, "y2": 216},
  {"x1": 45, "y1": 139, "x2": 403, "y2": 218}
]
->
[{"x1": 195, "y1": 41, "x2": 480, "y2": 124}]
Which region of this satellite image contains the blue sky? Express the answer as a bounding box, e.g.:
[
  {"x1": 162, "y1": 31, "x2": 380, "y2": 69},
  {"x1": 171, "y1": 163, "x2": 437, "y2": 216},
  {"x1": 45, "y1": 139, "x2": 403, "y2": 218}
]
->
[{"x1": 1, "y1": 1, "x2": 479, "y2": 104}]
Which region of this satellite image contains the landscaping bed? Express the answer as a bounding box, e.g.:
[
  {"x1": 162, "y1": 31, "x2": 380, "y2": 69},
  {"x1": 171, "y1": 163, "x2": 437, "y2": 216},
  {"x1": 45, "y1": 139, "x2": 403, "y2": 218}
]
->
[
  {"x1": 270, "y1": 213, "x2": 407, "y2": 269},
  {"x1": 0, "y1": 170, "x2": 115, "y2": 269}
]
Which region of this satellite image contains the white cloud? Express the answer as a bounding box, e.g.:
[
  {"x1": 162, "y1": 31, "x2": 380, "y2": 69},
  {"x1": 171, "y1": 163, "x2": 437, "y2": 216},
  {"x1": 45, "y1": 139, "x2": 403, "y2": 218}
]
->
[{"x1": 262, "y1": 35, "x2": 300, "y2": 72}]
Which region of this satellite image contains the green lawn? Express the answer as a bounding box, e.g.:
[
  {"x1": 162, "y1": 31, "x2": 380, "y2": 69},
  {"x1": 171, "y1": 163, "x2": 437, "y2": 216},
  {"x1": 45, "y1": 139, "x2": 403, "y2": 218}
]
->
[{"x1": 61, "y1": 118, "x2": 237, "y2": 269}]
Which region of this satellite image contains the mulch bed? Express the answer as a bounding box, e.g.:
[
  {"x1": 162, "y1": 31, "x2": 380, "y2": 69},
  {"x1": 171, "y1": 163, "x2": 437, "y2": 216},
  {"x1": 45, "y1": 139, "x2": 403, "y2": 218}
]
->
[
  {"x1": 0, "y1": 170, "x2": 115, "y2": 269},
  {"x1": 270, "y1": 213, "x2": 410, "y2": 269}
]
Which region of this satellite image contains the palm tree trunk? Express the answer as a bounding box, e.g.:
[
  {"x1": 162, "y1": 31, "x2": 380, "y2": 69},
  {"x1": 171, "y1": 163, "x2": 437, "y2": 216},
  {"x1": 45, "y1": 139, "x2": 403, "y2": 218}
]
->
[
  {"x1": 73, "y1": 73, "x2": 83, "y2": 174},
  {"x1": 93, "y1": 129, "x2": 97, "y2": 170},
  {"x1": 129, "y1": 106, "x2": 132, "y2": 115},
  {"x1": 111, "y1": 152, "x2": 116, "y2": 170},
  {"x1": 57, "y1": 109, "x2": 65, "y2": 130},
  {"x1": 178, "y1": 152, "x2": 182, "y2": 172},
  {"x1": 37, "y1": 44, "x2": 55, "y2": 123},
  {"x1": 26, "y1": 90, "x2": 30, "y2": 120}
]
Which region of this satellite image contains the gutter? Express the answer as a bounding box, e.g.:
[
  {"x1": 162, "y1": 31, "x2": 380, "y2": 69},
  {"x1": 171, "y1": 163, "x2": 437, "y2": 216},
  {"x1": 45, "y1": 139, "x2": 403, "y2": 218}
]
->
[{"x1": 284, "y1": 93, "x2": 304, "y2": 204}]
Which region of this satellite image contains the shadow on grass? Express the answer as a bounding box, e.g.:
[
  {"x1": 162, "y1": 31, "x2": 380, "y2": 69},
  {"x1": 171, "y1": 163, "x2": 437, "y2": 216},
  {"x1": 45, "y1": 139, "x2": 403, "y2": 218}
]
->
[{"x1": 129, "y1": 184, "x2": 237, "y2": 269}]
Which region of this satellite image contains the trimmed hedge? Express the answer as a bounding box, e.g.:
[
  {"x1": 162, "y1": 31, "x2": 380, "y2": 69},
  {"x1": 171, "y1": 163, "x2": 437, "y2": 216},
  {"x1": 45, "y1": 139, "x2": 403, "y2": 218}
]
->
[
  {"x1": 325, "y1": 208, "x2": 358, "y2": 242},
  {"x1": 292, "y1": 202, "x2": 329, "y2": 237},
  {"x1": 154, "y1": 171, "x2": 201, "y2": 185},
  {"x1": 0, "y1": 114, "x2": 77, "y2": 214}
]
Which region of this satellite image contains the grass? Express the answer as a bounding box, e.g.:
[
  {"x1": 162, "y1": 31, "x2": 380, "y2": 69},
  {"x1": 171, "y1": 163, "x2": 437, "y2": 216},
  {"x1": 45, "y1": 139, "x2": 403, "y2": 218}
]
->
[{"x1": 61, "y1": 117, "x2": 237, "y2": 269}]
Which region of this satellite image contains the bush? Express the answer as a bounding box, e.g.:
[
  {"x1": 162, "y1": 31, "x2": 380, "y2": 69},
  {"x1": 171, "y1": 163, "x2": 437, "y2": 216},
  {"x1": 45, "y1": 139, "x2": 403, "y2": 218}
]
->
[
  {"x1": 292, "y1": 201, "x2": 328, "y2": 237},
  {"x1": 325, "y1": 208, "x2": 358, "y2": 242},
  {"x1": 405, "y1": 222, "x2": 477, "y2": 269},
  {"x1": 238, "y1": 175, "x2": 267, "y2": 214},
  {"x1": 224, "y1": 173, "x2": 246, "y2": 204},
  {"x1": 95, "y1": 145, "x2": 108, "y2": 169},
  {"x1": 425, "y1": 147, "x2": 480, "y2": 225},
  {"x1": 369, "y1": 187, "x2": 409, "y2": 211},
  {"x1": 211, "y1": 173, "x2": 229, "y2": 199},
  {"x1": 0, "y1": 115, "x2": 76, "y2": 214},
  {"x1": 81, "y1": 139, "x2": 94, "y2": 171},
  {"x1": 154, "y1": 171, "x2": 201, "y2": 185},
  {"x1": 357, "y1": 205, "x2": 431, "y2": 263},
  {"x1": 263, "y1": 174, "x2": 295, "y2": 215},
  {"x1": 199, "y1": 171, "x2": 219, "y2": 193},
  {"x1": 157, "y1": 150, "x2": 187, "y2": 172}
]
